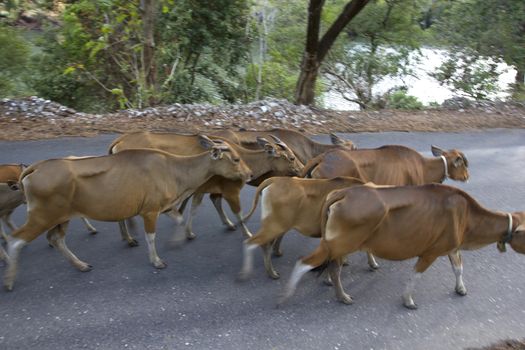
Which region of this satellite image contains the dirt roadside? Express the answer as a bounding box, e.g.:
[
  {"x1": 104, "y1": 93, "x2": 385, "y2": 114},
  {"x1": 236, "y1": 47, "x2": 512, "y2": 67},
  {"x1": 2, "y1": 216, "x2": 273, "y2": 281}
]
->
[{"x1": 1, "y1": 97, "x2": 524, "y2": 141}]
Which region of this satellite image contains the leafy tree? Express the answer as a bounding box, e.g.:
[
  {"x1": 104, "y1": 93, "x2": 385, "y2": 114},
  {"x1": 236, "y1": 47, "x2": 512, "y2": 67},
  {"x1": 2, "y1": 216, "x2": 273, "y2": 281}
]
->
[
  {"x1": 433, "y1": 0, "x2": 525, "y2": 98},
  {"x1": 294, "y1": 0, "x2": 371, "y2": 105},
  {"x1": 0, "y1": 25, "x2": 31, "y2": 97},
  {"x1": 323, "y1": 0, "x2": 426, "y2": 109}
]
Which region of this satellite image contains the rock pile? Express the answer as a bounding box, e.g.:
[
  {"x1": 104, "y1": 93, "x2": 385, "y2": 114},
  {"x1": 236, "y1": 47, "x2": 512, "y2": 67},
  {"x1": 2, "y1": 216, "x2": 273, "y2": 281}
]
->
[{"x1": 1, "y1": 96, "x2": 82, "y2": 120}]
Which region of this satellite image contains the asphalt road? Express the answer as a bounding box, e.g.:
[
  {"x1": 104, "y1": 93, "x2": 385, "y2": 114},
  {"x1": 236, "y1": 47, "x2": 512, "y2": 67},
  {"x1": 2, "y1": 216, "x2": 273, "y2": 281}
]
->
[{"x1": 0, "y1": 130, "x2": 524, "y2": 350}]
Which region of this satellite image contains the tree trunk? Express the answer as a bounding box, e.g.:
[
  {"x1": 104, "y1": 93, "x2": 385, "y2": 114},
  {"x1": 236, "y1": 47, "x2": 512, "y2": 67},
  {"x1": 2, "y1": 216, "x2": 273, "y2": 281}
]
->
[
  {"x1": 141, "y1": 0, "x2": 157, "y2": 104},
  {"x1": 294, "y1": 0, "x2": 370, "y2": 106},
  {"x1": 295, "y1": 54, "x2": 321, "y2": 105},
  {"x1": 516, "y1": 69, "x2": 524, "y2": 85}
]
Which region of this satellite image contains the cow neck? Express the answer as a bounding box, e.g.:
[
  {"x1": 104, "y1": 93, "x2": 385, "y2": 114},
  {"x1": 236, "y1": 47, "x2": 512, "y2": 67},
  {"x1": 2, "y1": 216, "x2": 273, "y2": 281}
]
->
[
  {"x1": 423, "y1": 156, "x2": 448, "y2": 183},
  {"x1": 311, "y1": 141, "x2": 336, "y2": 160},
  {"x1": 464, "y1": 209, "x2": 515, "y2": 249},
  {"x1": 168, "y1": 152, "x2": 216, "y2": 192},
  {"x1": 236, "y1": 149, "x2": 273, "y2": 179}
]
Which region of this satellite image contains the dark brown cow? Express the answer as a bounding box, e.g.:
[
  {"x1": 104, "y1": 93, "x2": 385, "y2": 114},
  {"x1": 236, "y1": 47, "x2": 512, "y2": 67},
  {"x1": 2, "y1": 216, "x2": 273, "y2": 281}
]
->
[{"x1": 281, "y1": 184, "x2": 525, "y2": 309}]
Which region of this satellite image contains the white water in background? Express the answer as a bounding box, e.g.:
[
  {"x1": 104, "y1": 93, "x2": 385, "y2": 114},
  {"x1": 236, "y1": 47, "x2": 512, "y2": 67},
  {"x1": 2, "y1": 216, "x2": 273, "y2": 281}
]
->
[{"x1": 323, "y1": 48, "x2": 516, "y2": 110}]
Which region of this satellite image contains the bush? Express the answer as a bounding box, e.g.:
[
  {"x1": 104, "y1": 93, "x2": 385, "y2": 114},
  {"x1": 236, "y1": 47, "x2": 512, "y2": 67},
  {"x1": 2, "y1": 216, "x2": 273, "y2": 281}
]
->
[{"x1": 387, "y1": 90, "x2": 424, "y2": 110}]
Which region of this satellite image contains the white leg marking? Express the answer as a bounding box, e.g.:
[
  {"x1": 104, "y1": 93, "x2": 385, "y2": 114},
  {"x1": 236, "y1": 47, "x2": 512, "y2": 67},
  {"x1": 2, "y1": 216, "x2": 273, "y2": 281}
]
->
[
  {"x1": 238, "y1": 242, "x2": 258, "y2": 279},
  {"x1": 403, "y1": 271, "x2": 422, "y2": 309},
  {"x1": 4, "y1": 238, "x2": 27, "y2": 291},
  {"x1": 144, "y1": 232, "x2": 167, "y2": 269},
  {"x1": 260, "y1": 187, "x2": 271, "y2": 220},
  {"x1": 279, "y1": 260, "x2": 315, "y2": 304},
  {"x1": 235, "y1": 213, "x2": 253, "y2": 238}
]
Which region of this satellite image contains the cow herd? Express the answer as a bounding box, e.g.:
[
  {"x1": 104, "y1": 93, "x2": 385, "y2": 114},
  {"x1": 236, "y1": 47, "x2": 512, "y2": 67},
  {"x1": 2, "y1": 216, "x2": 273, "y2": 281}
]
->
[{"x1": 1, "y1": 128, "x2": 524, "y2": 310}]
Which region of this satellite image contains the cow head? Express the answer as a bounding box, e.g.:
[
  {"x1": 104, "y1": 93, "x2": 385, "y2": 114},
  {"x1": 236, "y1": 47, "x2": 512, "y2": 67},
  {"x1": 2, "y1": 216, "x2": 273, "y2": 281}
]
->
[
  {"x1": 330, "y1": 133, "x2": 356, "y2": 150},
  {"x1": 431, "y1": 145, "x2": 469, "y2": 182},
  {"x1": 509, "y1": 212, "x2": 525, "y2": 254},
  {"x1": 256, "y1": 136, "x2": 304, "y2": 176},
  {"x1": 198, "y1": 135, "x2": 252, "y2": 182}
]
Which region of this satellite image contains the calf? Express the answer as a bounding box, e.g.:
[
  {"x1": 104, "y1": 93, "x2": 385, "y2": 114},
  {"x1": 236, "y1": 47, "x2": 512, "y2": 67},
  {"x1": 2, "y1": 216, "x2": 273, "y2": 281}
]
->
[
  {"x1": 239, "y1": 176, "x2": 366, "y2": 279},
  {"x1": 2, "y1": 136, "x2": 252, "y2": 290},
  {"x1": 281, "y1": 184, "x2": 525, "y2": 309}
]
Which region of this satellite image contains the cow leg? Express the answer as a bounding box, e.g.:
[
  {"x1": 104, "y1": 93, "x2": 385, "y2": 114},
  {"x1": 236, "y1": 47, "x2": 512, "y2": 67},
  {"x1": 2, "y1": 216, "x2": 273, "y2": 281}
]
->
[
  {"x1": 142, "y1": 212, "x2": 166, "y2": 269},
  {"x1": 262, "y1": 243, "x2": 280, "y2": 279},
  {"x1": 118, "y1": 220, "x2": 139, "y2": 247},
  {"x1": 238, "y1": 241, "x2": 259, "y2": 280},
  {"x1": 402, "y1": 255, "x2": 437, "y2": 309},
  {"x1": 4, "y1": 219, "x2": 50, "y2": 291},
  {"x1": 367, "y1": 253, "x2": 379, "y2": 270},
  {"x1": 272, "y1": 235, "x2": 285, "y2": 257},
  {"x1": 48, "y1": 222, "x2": 92, "y2": 272},
  {"x1": 209, "y1": 194, "x2": 236, "y2": 231},
  {"x1": 279, "y1": 242, "x2": 330, "y2": 305},
  {"x1": 221, "y1": 192, "x2": 252, "y2": 238},
  {"x1": 165, "y1": 209, "x2": 184, "y2": 225},
  {"x1": 448, "y1": 250, "x2": 467, "y2": 296},
  {"x1": 4, "y1": 212, "x2": 18, "y2": 232},
  {"x1": 328, "y1": 259, "x2": 353, "y2": 304},
  {"x1": 80, "y1": 217, "x2": 98, "y2": 234},
  {"x1": 185, "y1": 194, "x2": 205, "y2": 240},
  {"x1": 0, "y1": 219, "x2": 8, "y2": 242}
]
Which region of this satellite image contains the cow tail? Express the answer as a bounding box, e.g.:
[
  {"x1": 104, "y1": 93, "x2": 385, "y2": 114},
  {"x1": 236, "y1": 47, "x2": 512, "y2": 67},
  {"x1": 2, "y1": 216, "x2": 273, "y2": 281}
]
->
[{"x1": 242, "y1": 177, "x2": 275, "y2": 223}]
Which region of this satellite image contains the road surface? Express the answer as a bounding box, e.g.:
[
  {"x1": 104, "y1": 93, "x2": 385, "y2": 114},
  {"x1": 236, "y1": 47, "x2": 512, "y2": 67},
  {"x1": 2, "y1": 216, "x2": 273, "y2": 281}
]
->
[{"x1": 0, "y1": 130, "x2": 524, "y2": 349}]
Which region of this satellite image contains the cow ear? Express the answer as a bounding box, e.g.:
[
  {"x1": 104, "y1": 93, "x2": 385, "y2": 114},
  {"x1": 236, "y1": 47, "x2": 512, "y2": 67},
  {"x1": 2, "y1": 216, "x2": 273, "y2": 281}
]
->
[
  {"x1": 431, "y1": 145, "x2": 445, "y2": 157},
  {"x1": 330, "y1": 133, "x2": 345, "y2": 145},
  {"x1": 7, "y1": 181, "x2": 19, "y2": 191},
  {"x1": 256, "y1": 137, "x2": 270, "y2": 148},
  {"x1": 198, "y1": 135, "x2": 216, "y2": 150},
  {"x1": 210, "y1": 147, "x2": 223, "y2": 160}
]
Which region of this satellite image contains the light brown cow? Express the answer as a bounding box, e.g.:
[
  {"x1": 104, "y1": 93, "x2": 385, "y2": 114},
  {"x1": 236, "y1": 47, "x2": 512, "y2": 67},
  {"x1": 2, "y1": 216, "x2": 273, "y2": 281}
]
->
[
  {"x1": 301, "y1": 145, "x2": 469, "y2": 184},
  {"x1": 0, "y1": 182, "x2": 25, "y2": 242},
  {"x1": 238, "y1": 176, "x2": 366, "y2": 280},
  {"x1": 213, "y1": 128, "x2": 356, "y2": 165},
  {"x1": 109, "y1": 131, "x2": 303, "y2": 239},
  {"x1": 0, "y1": 164, "x2": 26, "y2": 183},
  {"x1": 280, "y1": 183, "x2": 525, "y2": 309},
  {"x1": 2, "y1": 136, "x2": 252, "y2": 290},
  {"x1": 0, "y1": 163, "x2": 98, "y2": 235}
]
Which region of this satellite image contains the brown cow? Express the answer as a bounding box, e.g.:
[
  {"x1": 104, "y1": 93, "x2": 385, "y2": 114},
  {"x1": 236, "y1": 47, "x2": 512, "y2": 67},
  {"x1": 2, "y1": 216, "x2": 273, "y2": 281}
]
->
[
  {"x1": 213, "y1": 128, "x2": 356, "y2": 165},
  {"x1": 238, "y1": 176, "x2": 366, "y2": 280},
  {"x1": 302, "y1": 145, "x2": 469, "y2": 184},
  {"x1": 0, "y1": 163, "x2": 98, "y2": 236},
  {"x1": 2, "y1": 136, "x2": 252, "y2": 290},
  {"x1": 109, "y1": 131, "x2": 303, "y2": 239},
  {"x1": 0, "y1": 182, "x2": 25, "y2": 242},
  {"x1": 280, "y1": 183, "x2": 525, "y2": 309}
]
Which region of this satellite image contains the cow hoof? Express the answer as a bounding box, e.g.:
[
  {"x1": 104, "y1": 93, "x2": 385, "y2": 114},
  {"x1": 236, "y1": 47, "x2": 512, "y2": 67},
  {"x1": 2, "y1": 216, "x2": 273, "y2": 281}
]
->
[
  {"x1": 455, "y1": 287, "x2": 467, "y2": 296},
  {"x1": 338, "y1": 294, "x2": 354, "y2": 305},
  {"x1": 79, "y1": 264, "x2": 93, "y2": 272},
  {"x1": 89, "y1": 230, "x2": 98, "y2": 235},
  {"x1": 186, "y1": 232, "x2": 196, "y2": 240},
  {"x1": 268, "y1": 271, "x2": 280, "y2": 280},
  {"x1": 403, "y1": 302, "x2": 418, "y2": 310},
  {"x1": 128, "y1": 239, "x2": 139, "y2": 247},
  {"x1": 323, "y1": 277, "x2": 334, "y2": 286},
  {"x1": 369, "y1": 263, "x2": 380, "y2": 271},
  {"x1": 4, "y1": 283, "x2": 13, "y2": 292},
  {"x1": 237, "y1": 270, "x2": 252, "y2": 281},
  {"x1": 226, "y1": 224, "x2": 237, "y2": 231},
  {"x1": 154, "y1": 261, "x2": 167, "y2": 269},
  {"x1": 272, "y1": 250, "x2": 283, "y2": 257}
]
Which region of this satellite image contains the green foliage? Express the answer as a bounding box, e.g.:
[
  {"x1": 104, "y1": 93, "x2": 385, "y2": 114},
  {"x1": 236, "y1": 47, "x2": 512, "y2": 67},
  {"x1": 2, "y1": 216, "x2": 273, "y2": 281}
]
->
[
  {"x1": 387, "y1": 89, "x2": 423, "y2": 110},
  {"x1": 0, "y1": 26, "x2": 32, "y2": 97},
  {"x1": 433, "y1": 0, "x2": 525, "y2": 98},
  {"x1": 245, "y1": 61, "x2": 297, "y2": 101},
  {"x1": 323, "y1": 0, "x2": 427, "y2": 109},
  {"x1": 431, "y1": 52, "x2": 502, "y2": 100}
]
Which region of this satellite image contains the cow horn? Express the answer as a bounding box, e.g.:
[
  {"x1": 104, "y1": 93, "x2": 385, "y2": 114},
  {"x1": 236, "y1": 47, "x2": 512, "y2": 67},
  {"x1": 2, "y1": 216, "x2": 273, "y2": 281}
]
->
[
  {"x1": 269, "y1": 135, "x2": 288, "y2": 149},
  {"x1": 330, "y1": 133, "x2": 345, "y2": 146}
]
